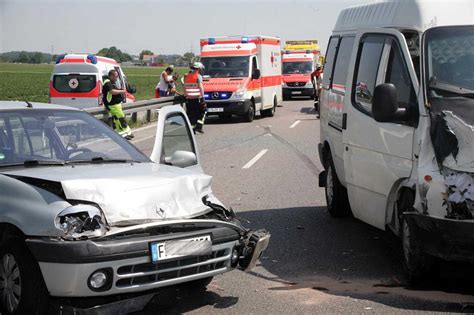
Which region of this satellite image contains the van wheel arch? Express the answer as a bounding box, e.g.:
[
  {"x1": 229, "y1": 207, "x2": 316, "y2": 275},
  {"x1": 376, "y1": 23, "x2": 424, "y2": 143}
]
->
[{"x1": 0, "y1": 224, "x2": 25, "y2": 245}]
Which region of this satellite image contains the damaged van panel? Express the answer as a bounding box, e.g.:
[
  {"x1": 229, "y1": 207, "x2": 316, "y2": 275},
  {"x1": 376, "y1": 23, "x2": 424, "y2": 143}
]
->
[
  {"x1": 442, "y1": 111, "x2": 474, "y2": 171},
  {"x1": 443, "y1": 169, "x2": 474, "y2": 219}
]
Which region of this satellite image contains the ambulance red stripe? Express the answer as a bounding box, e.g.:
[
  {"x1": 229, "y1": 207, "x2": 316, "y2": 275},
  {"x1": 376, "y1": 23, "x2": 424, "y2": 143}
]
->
[{"x1": 49, "y1": 81, "x2": 100, "y2": 98}]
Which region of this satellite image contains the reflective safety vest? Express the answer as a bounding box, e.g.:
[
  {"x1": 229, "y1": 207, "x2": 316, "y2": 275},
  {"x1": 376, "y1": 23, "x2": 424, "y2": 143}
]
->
[{"x1": 184, "y1": 72, "x2": 202, "y2": 99}]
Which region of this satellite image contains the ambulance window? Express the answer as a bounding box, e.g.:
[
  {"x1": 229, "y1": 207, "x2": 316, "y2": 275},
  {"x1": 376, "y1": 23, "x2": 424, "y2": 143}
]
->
[
  {"x1": 331, "y1": 36, "x2": 355, "y2": 92},
  {"x1": 353, "y1": 35, "x2": 385, "y2": 114},
  {"x1": 53, "y1": 74, "x2": 97, "y2": 93},
  {"x1": 322, "y1": 36, "x2": 339, "y2": 89},
  {"x1": 384, "y1": 39, "x2": 417, "y2": 110},
  {"x1": 252, "y1": 57, "x2": 258, "y2": 71}
]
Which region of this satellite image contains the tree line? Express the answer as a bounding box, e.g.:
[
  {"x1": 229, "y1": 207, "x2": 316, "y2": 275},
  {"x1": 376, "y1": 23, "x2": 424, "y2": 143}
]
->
[{"x1": 0, "y1": 47, "x2": 196, "y2": 66}]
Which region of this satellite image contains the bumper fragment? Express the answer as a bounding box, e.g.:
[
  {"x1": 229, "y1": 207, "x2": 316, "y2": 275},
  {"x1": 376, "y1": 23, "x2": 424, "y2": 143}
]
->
[{"x1": 403, "y1": 212, "x2": 474, "y2": 263}]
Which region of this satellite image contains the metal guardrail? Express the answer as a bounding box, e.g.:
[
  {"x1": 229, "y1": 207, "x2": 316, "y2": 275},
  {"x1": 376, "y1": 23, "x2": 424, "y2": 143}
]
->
[{"x1": 84, "y1": 95, "x2": 186, "y2": 123}]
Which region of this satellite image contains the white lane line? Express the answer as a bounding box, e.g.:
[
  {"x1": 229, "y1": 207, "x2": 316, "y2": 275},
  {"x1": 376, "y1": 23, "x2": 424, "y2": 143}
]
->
[
  {"x1": 242, "y1": 149, "x2": 268, "y2": 169},
  {"x1": 290, "y1": 120, "x2": 301, "y2": 129}
]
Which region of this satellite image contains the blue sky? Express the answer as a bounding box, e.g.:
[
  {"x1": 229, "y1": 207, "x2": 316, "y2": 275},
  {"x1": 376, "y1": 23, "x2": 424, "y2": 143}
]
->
[{"x1": 0, "y1": 0, "x2": 373, "y2": 55}]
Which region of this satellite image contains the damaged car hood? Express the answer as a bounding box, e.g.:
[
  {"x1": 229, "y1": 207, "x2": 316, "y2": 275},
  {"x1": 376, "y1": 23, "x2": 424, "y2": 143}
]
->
[
  {"x1": 430, "y1": 99, "x2": 474, "y2": 172},
  {"x1": 3, "y1": 163, "x2": 213, "y2": 225}
]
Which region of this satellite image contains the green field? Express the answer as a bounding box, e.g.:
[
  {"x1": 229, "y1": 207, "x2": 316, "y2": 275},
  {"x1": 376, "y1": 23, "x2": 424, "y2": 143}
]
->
[{"x1": 0, "y1": 63, "x2": 188, "y2": 103}]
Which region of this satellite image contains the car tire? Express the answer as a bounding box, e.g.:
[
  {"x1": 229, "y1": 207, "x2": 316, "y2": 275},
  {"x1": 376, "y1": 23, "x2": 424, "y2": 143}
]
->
[
  {"x1": 0, "y1": 240, "x2": 48, "y2": 315},
  {"x1": 261, "y1": 98, "x2": 276, "y2": 118},
  {"x1": 244, "y1": 102, "x2": 255, "y2": 122},
  {"x1": 401, "y1": 218, "x2": 433, "y2": 285},
  {"x1": 324, "y1": 154, "x2": 351, "y2": 217}
]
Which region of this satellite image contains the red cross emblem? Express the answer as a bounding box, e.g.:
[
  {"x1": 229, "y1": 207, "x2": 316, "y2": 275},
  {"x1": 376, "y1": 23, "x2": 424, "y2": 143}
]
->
[{"x1": 236, "y1": 45, "x2": 241, "y2": 49}]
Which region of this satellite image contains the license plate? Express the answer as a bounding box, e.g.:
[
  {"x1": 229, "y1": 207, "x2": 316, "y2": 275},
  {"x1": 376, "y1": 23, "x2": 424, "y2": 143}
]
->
[
  {"x1": 291, "y1": 91, "x2": 302, "y2": 95},
  {"x1": 208, "y1": 108, "x2": 224, "y2": 112},
  {"x1": 150, "y1": 235, "x2": 212, "y2": 263}
]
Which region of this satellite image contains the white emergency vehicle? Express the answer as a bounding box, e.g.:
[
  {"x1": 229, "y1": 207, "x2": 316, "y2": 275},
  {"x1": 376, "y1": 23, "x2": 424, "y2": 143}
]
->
[
  {"x1": 199, "y1": 35, "x2": 283, "y2": 122},
  {"x1": 281, "y1": 40, "x2": 320, "y2": 100},
  {"x1": 318, "y1": 0, "x2": 474, "y2": 282},
  {"x1": 49, "y1": 54, "x2": 136, "y2": 109}
]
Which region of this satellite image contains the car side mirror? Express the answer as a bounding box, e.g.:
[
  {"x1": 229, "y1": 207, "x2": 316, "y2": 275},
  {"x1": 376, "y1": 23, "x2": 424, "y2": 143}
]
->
[
  {"x1": 252, "y1": 69, "x2": 261, "y2": 80},
  {"x1": 372, "y1": 83, "x2": 407, "y2": 123},
  {"x1": 126, "y1": 84, "x2": 137, "y2": 94},
  {"x1": 165, "y1": 150, "x2": 197, "y2": 168}
]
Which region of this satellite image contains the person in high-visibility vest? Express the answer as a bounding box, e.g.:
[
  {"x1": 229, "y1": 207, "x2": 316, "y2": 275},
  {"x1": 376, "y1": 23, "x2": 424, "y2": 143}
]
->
[
  {"x1": 184, "y1": 62, "x2": 206, "y2": 134},
  {"x1": 103, "y1": 69, "x2": 134, "y2": 139}
]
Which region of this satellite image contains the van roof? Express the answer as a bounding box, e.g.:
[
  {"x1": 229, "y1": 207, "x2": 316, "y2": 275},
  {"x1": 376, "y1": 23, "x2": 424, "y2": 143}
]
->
[{"x1": 334, "y1": 0, "x2": 474, "y2": 33}]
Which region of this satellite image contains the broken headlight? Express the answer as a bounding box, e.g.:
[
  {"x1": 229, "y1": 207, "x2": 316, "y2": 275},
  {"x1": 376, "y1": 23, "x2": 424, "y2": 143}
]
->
[
  {"x1": 443, "y1": 168, "x2": 474, "y2": 219},
  {"x1": 55, "y1": 204, "x2": 108, "y2": 239}
]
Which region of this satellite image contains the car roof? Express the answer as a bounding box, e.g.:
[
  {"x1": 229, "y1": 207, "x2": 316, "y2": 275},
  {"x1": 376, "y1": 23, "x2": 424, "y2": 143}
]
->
[{"x1": 0, "y1": 101, "x2": 81, "y2": 111}]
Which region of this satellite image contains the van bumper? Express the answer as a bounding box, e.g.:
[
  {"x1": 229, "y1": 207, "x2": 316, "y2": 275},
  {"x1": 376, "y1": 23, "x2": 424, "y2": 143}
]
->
[
  {"x1": 206, "y1": 99, "x2": 252, "y2": 115},
  {"x1": 283, "y1": 87, "x2": 314, "y2": 99},
  {"x1": 403, "y1": 212, "x2": 474, "y2": 263}
]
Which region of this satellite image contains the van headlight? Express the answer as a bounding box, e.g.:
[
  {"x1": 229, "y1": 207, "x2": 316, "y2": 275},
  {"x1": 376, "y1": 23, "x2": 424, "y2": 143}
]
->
[
  {"x1": 55, "y1": 204, "x2": 108, "y2": 239},
  {"x1": 305, "y1": 81, "x2": 313, "y2": 87},
  {"x1": 232, "y1": 88, "x2": 248, "y2": 99}
]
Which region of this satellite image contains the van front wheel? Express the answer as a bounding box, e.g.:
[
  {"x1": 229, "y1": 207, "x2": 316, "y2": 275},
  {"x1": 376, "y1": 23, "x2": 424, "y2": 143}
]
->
[
  {"x1": 325, "y1": 155, "x2": 351, "y2": 217},
  {"x1": 402, "y1": 218, "x2": 433, "y2": 284}
]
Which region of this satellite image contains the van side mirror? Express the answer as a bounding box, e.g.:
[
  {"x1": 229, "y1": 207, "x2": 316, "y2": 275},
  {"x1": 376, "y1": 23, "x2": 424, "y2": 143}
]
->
[
  {"x1": 126, "y1": 84, "x2": 137, "y2": 94},
  {"x1": 252, "y1": 69, "x2": 261, "y2": 80},
  {"x1": 372, "y1": 83, "x2": 407, "y2": 123}
]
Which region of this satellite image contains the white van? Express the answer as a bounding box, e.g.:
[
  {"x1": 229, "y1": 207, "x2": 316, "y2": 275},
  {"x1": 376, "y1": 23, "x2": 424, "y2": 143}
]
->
[
  {"x1": 319, "y1": 0, "x2": 474, "y2": 282},
  {"x1": 49, "y1": 54, "x2": 136, "y2": 109}
]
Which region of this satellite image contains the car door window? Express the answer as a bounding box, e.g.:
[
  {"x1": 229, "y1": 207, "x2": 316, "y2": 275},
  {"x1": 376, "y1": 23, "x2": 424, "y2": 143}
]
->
[
  {"x1": 322, "y1": 36, "x2": 339, "y2": 89},
  {"x1": 162, "y1": 114, "x2": 195, "y2": 163},
  {"x1": 353, "y1": 35, "x2": 385, "y2": 114},
  {"x1": 385, "y1": 39, "x2": 417, "y2": 110},
  {"x1": 332, "y1": 36, "x2": 355, "y2": 93}
]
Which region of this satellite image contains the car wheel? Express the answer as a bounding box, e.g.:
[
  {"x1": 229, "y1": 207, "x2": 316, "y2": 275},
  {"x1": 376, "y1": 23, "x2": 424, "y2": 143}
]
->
[
  {"x1": 402, "y1": 218, "x2": 433, "y2": 285},
  {"x1": 261, "y1": 98, "x2": 276, "y2": 118},
  {"x1": 325, "y1": 154, "x2": 351, "y2": 217},
  {"x1": 0, "y1": 240, "x2": 48, "y2": 315},
  {"x1": 244, "y1": 103, "x2": 255, "y2": 122}
]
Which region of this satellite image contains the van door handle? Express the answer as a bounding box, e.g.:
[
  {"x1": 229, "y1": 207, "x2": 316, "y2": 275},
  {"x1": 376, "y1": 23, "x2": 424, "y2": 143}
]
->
[{"x1": 342, "y1": 113, "x2": 347, "y2": 130}]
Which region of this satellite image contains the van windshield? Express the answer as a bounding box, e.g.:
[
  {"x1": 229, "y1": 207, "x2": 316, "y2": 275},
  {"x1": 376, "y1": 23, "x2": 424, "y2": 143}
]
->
[
  {"x1": 201, "y1": 56, "x2": 250, "y2": 78},
  {"x1": 283, "y1": 61, "x2": 312, "y2": 74},
  {"x1": 425, "y1": 26, "x2": 474, "y2": 97},
  {"x1": 53, "y1": 74, "x2": 97, "y2": 93}
]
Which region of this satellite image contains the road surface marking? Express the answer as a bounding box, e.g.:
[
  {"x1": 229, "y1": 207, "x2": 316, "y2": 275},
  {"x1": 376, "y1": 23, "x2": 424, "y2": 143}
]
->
[
  {"x1": 242, "y1": 149, "x2": 268, "y2": 169},
  {"x1": 290, "y1": 120, "x2": 301, "y2": 129}
]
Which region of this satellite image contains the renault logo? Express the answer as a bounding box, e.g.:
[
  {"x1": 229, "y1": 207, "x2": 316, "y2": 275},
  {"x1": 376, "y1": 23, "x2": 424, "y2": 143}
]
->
[{"x1": 211, "y1": 92, "x2": 220, "y2": 100}]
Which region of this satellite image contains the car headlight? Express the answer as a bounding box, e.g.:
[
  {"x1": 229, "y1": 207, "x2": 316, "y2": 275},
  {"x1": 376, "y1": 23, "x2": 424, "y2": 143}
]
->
[
  {"x1": 305, "y1": 81, "x2": 313, "y2": 87},
  {"x1": 55, "y1": 204, "x2": 108, "y2": 239},
  {"x1": 232, "y1": 88, "x2": 247, "y2": 99},
  {"x1": 281, "y1": 82, "x2": 287, "y2": 87}
]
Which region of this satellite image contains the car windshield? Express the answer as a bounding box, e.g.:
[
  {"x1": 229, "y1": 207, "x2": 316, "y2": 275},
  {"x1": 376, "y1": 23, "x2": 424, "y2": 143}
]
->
[
  {"x1": 283, "y1": 61, "x2": 312, "y2": 74},
  {"x1": 0, "y1": 109, "x2": 149, "y2": 167},
  {"x1": 425, "y1": 26, "x2": 474, "y2": 97},
  {"x1": 201, "y1": 56, "x2": 250, "y2": 78}
]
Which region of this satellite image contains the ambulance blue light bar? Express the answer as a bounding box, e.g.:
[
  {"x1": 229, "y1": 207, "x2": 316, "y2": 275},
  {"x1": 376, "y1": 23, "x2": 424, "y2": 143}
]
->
[
  {"x1": 55, "y1": 54, "x2": 66, "y2": 64},
  {"x1": 241, "y1": 36, "x2": 249, "y2": 43},
  {"x1": 87, "y1": 54, "x2": 98, "y2": 64},
  {"x1": 208, "y1": 38, "x2": 216, "y2": 45}
]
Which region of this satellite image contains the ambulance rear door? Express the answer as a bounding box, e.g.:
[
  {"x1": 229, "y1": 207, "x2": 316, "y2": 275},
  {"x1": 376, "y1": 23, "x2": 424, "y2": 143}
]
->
[{"x1": 257, "y1": 37, "x2": 282, "y2": 110}]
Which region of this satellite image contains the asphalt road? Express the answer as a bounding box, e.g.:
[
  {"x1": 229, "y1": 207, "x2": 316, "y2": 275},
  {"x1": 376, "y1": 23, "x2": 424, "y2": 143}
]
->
[{"x1": 129, "y1": 99, "x2": 474, "y2": 314}]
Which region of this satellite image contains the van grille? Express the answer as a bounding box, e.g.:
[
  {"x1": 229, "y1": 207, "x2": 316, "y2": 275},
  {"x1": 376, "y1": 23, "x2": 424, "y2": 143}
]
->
[
  {"x1": 287, "y1": 82, "x2": 307, "y2": 87},
  {"x1": 115, "y1": 249, "x2": 230, "y2": 288}
]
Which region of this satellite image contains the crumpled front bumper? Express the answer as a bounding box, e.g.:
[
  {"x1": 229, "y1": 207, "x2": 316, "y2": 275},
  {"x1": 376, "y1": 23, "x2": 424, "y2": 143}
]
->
[
  {"x1": 403, "y1": 212, "x2": 474, "y2": 263},
  {"x1": 26, "y1": 221, "x2": 270, "y2": 299}
]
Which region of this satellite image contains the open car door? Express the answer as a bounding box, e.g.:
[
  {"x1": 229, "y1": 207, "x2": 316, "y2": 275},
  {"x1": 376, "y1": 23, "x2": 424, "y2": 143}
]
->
[{"x1": 150, "y1": 105, "x2": 203, "y2": 173}]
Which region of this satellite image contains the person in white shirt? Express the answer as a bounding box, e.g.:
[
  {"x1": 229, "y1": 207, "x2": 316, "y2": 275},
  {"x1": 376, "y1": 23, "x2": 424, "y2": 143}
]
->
[{"x1": 156, "y1": 65, "x2": 175, "y2": 97}]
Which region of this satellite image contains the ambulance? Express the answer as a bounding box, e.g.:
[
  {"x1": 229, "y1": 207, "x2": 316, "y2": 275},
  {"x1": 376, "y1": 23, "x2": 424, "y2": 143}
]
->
[
  {"x1": 49, "y1": 54, "x2": 136, "y2": 109},
  {"x1": 281, "y1": 40, "x2": 320, "y2": 100},
  {"x1": 199, "y1": 35, "x2": 283, "y2": 122}
]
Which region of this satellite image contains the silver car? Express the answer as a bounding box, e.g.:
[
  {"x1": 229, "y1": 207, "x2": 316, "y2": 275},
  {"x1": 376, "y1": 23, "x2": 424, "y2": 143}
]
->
[{"x1": 0, "y1": 101, "x2": 270, "y2": 314}]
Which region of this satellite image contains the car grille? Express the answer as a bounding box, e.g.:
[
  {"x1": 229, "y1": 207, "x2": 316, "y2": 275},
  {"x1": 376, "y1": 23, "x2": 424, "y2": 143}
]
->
[
  {"x1": 115, "y1": 248, "x2": 231, "y2": 288},
  {"x1": 287, "y1": 82, "x2": 307, "y2": 87}
]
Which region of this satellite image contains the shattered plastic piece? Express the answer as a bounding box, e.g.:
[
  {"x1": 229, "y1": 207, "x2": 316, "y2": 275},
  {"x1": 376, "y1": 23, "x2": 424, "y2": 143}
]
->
[
  {"x1": 443, "y1": 168, "x2": 474, "y2": 219},
  {"x1": 442, "y1": 111, "x2": 474, "y2": 170}
]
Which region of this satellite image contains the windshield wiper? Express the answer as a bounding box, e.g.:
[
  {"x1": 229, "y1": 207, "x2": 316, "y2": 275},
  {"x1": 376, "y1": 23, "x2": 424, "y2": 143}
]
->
[
  {"x1": 0, "y1": 159, "x2": 66, "y2": 168},
  {"x1": 67, "y1": 157, "x2": 141, "y2": 164},
  {"x1": 429, "y1": 77, "x2": 474, "y2": 98}
]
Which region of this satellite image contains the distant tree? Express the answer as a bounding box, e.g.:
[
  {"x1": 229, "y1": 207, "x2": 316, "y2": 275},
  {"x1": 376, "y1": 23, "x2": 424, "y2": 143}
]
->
[
  {"x1": 96, "y1": 46, "x2": 132, "y2": 63},
  {"x1": 17, "y1": 51, "x2": 29, "y2": 63},
  {"x1": 30, "y1": 52, "x2": 43, "y2": 64},
  {"x1": 181, "y1": 52, "x2": 195, "y2": 66},
  {"x1": 139, "y1": 50, "x2": 154, "y2": 60}
]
